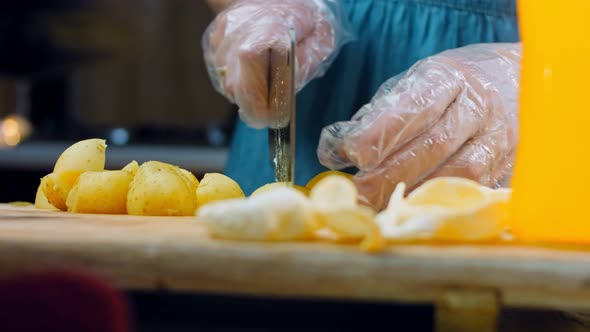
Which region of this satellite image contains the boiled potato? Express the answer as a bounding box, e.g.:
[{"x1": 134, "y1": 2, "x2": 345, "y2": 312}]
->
[
  {"x1": 122, "y1": 160, "x2": 139, "y2": 176},
  {"x1": 41, "y1": 170, "x2": 85, "y2": 210},
  {"x1": 34, "y1": 183, "x2": 57, "y2": 210},
  {"x1": 39, "y1": 138, "x2": 108, "y2": 211},
  {"x1": 196, "y1": 173, "x2": 244, "y2": 209},
  {"x1": 66, "y1": 170, "x2": 133, "y2": 214},
  {"x1": 305, "y1": 170, "x2": 354, "y2": 190},
  {"x1": 54, "y1": 138, "x2": 106, "y2": 172},
  {"x1": 250, "y1": 182, "x2": 309, "y2": 197},
  {"x1": 179, "y1": 168, "x2": 199, "y2": 189},
  {"x1": 309, "y1": 175, "x2": 384, "y2": 252},
  {"x1": 126, "y1": 161, "x2": 197, "y2": 216}
]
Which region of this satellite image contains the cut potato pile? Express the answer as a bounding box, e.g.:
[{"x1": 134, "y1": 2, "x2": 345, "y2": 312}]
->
[
  {"x1": 35, "y1": 138, "x2": 245, "y2": 216},
  {"x1": 199, "y1": 174, "x2": 384, "y2": 252},
  {"x1": 32, "y1": 138, "x2": 512, "y2": 252}
]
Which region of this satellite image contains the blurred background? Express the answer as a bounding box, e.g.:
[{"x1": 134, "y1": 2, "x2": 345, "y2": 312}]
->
[{"x1": 0, "y1": 0, "x2": 234, "y2": 203}]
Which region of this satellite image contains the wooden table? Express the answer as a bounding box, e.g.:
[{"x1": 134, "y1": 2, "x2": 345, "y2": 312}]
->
[{"x1": 1, "y1": 204, "x2": 590, "y2": 331}]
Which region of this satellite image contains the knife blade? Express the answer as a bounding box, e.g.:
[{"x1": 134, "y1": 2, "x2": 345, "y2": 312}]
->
[{"x1": 268, "y1": 28, "x2": 296, "y2": 183}]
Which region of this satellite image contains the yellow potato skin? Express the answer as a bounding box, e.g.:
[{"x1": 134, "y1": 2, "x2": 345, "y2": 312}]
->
[
  {"x1": 126, "y1": 161, "x2": 197, "y2": 216},
  {"x1": 122, "y1": 160, "x2": 139, "y2": 176},
  {"x1": 196, "y1": 173, "x2": 245, "y2": 209},
  {"x1": 54, "y1": 138, "x2": 106, "y2": 172},
  {"x1": 179, "y1": 168, "x2": 199, "y2": 188},
  {"x1": 41, "y1": 170, "x2": 85, "y2": 211},
  {"x1": 305, "y1": 171, "x2": 354, "y2": 190},
  {"x1": 34, "y1": 182, "x2": 57, "y2": 210},
  {"x1": 66, "y1": 170, "x2": 133, "y2": 214},
  {"x1": 251, "y1": 182, "x2": 309, "y2": 197}
]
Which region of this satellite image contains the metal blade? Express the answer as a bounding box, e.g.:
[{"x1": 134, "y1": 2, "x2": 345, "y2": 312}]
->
[{"x1": 268, "y1": 28, "x2": 296, "y2": 183}]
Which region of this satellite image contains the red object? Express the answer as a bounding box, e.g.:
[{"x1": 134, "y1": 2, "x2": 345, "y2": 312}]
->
[{"x1": 0, "y1": 270, "x2": 131, "y2": 332}]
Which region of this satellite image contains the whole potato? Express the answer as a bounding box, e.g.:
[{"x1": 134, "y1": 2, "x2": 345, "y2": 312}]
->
[
  {"x1": 54, "y1": 138, "x2": 107, "y2": 172},
  {"x1": 66, "y1": 170, "x2": 133, "y2": 214},
  {"x1": 127, "y1": 161, "x2": 198, "y2": 216},
  {"x1": 196, "y1": 173, "x2": 245, "y2": 209}
]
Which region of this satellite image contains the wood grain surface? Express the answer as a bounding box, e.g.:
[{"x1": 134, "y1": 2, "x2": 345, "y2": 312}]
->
[{"x1": 1, "y1": 204, "x2": 590, "y2": 312}]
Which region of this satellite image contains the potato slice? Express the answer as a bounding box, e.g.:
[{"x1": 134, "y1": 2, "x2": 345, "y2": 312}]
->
[
  {"x1": 34, "y1": 182, "x2": 57, "y2": 210},
  {"x1": 376, "y1": 178, "x2": 512, "y2": 242},
  {"x1": 251, "y1": 182, "x2": 309, "y2": 197},
  {"x1": 198, "y1": 187, "x2": 313, "y2": 241},
  {"x1": 309, "y1": 175, "x2": 384, "y2": 252},
  {"x1": 54, "y1": 138, "x2": 106, "y2": 172},
  {"x1": 126, "y1": 161, "x2": 197, "y2": 216},
  {"x1": 122, "y1": 160, "x2": 139, "y2": 176},
  {"x1": 66, "y1": 170, "x2": 133, "y2": 214},
  {"x1": 41, "y1": 170, "x2": 85, "y2": 210}
]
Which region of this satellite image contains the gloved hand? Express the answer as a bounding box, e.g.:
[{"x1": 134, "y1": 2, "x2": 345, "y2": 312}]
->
[
  {"x1": 318, "y1": 43, "x2": 521, "y2": 210},
  {"x1": 202, "y1": 0, "x2": 351, "y2": 128}
]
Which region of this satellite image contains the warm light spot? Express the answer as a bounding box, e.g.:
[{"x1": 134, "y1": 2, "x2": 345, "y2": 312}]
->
[
  {"x1": 0, "y1": 115, "x2": 32, "y2": 147},
  {"x1": 4, "y1": 132, "x2": 21, "y2": 146}
]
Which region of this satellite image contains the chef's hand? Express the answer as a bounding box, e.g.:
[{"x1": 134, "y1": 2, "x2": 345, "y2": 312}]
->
[
  {"x1": 203, "y1": 0, "x2": 351, "y2": 128},
  {"x1": 318, "y1": 43, "x2": 521, "y2": 210}
]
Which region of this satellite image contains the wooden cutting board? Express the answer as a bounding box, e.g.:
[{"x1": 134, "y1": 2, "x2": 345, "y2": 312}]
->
[{"x1": 1, "y1": 203, "x2": 590, "y2": 314}]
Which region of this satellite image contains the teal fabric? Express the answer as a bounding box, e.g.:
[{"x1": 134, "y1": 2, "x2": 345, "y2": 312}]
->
[{"x1": 225, "y1": 0, "x2": 520, "y2": 195}]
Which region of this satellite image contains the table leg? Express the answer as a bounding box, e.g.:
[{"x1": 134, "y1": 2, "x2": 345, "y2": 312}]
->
[{"x1": 435, "y1": 288, "x2": 500, "y2": 332}]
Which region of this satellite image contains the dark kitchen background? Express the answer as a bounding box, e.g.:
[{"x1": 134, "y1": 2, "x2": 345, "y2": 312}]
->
[{"x1": 0, "y1": 0, "x2": 234, "y2": 203}]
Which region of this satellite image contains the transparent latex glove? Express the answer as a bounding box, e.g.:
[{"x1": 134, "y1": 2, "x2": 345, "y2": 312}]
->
[
  {"x1": 318, "y1": 43, "x2": 522, "y2": 210},
  {"x1": 202, "y1": 0, "x2": 352, "y2": 128}
]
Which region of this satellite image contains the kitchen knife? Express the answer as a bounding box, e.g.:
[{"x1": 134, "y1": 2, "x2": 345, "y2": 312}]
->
[{"x1": 268, "y1": 28, "x2": 296, "y2": 183}]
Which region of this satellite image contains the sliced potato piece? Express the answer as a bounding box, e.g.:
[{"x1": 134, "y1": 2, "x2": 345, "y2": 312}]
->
[
  {"x1": 126, "y1": 161, "x2": 197, "y2": 216},
  {"x1": 309, "y1": 174, "x2": 384, "y2": 252},
  {"x1": 34, "y1": 182, "x2": 58, "y2": 210},
  {"x1": 198, "y1": 187, "x2": 312, "y2": 241},
  {"x1": 122, "y1": 160, "x2": 139, "y2": 176},
  {"x1": 54, "y1": 138, "x2": 107, "y2": 172},
  {"x1": 66, "y1": 170, "x2": 133, "y2": 214},
  {"x1": 376, "y1": 177, "x2": 512, "y2": 242},
  {"x1": 41, "y1": 170, "x2": 85, "y2": 210}
]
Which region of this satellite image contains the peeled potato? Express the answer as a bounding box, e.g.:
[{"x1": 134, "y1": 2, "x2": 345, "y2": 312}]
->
[
  {"x1": 39, "y1": 139, "x2": 108, "y2": 211},
  {"x1": 179, "y1": 168, "x2": 199, "y2": 189},
  {"x1": 126, "y1": 161, "x2": 197, "y2": 216},
  {"x1": 306, "y1": 170, "x2": 354, "y2": 190},
  {"x1": 251, "y1": 182, "x2": 309, "y2": 197},
  {"x1": 376, "y1": 178, "x2": 511, "y2": 242},
  {"x1": 406, "y1": 177, "x2": 487, "y2": 208},
  {"x1": 199, "y1": 187, "x2": 312, "y2": 241},
  {"x1": 34, "y1": 182, "x2": 57, "y2": 210},
  {"x1": 41, "y1": 170, "x2": 85, "y2": 210},
  {"x1": 122, "y1": 160, "x2": 139, "y2": 176},
  {"x1": 54, "y1": 138, "x2": 106, "y2": 172},
  {"x1": 309, "y1": 175, "x2": 384, "y2": 252},
  {"x1": 196, "y1": 173, "x2": 244, "y2": 209},
  {"x1": 66, "y1": 170, "x2": 133, "y2": 214}
]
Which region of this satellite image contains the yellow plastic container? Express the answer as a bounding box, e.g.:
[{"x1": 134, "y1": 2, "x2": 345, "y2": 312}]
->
[{"x1": 509, "y1": 1, "x2": 590, "y2": 242}]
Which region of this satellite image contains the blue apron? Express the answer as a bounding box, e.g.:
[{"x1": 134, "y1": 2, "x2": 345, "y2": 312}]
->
[{"x1": 225, "y1": 0, "x2": 520, "y2": 195}]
